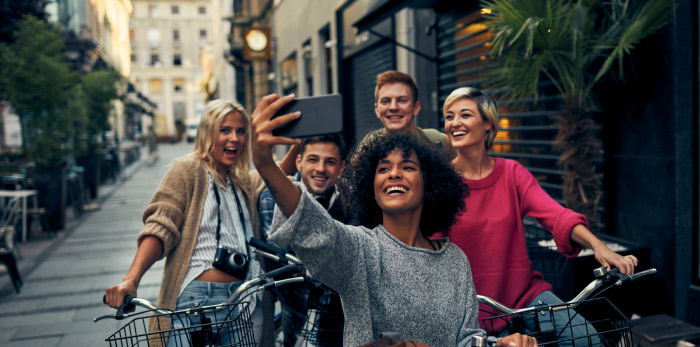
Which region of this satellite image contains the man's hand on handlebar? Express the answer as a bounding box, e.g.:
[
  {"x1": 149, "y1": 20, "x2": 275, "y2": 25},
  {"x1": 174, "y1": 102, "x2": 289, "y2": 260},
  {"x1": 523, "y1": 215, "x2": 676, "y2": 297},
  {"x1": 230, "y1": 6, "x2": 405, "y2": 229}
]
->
[
  {"x1": 497, "y1": 333, "x2": 537, "y2": 347},
  {"x1": 105, "y1": 279, "x2": 138, "y2": 309}
]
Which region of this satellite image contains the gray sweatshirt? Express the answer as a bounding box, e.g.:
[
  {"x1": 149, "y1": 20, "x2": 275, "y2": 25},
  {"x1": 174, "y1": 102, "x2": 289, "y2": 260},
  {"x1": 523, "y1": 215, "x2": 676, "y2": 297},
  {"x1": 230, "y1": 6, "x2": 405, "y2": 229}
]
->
[{"x1": 268, "y1": 185, "x2": 484, "y2": 347}]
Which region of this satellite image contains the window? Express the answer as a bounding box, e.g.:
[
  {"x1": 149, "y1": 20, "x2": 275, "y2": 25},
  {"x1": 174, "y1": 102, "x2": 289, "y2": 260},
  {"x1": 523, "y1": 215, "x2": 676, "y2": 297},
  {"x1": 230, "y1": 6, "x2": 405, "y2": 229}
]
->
[
  {"x1": 173, "y1": 102, "x2": 186, "y2": 121},
  {"x1": 150, "y1": 54, "x2": 159, "y2": 66},
  {"x1": 173, "y1": 29, "x2": 180, "y2": 41},
  {"x1": 198, "y1": 6, "x2": 206, "y2": 15},
  {"x1": 199, "y1": 29, "x2": 208, "y2": 45},
  {"x1": 233, "y1": 0, "x2": 244, "y2": 15},
  {"x1": 129, "y1": 29, "x2": 135, "y2": 42},
  {"x1": 302, "y1": 39, "x2": 313, "y2": 95},
  {"x1": 146, "y1": 28, "x2": 161, "y2": 48},
  {"x1": 131, "y1": 54, "x2": 137, "y2": 63},
  {"x1": 173, "y1": 54, "x2": 181, "y2": 66},
  {"x1": 148, "y1": 4, "x2": 159, "y2": 18},
  {"x1": 149, "y1": 78, "x2": 162, "y2": 92},
  {"x1": 173, "y1": 78, "x2": 185, "y2": 92},
  {"x1": 281, "y1": 53, "x2": 298, "y2": 95},
  {"x1": 171, "y1": 5, "x2": 179, "y2": 16},
  {"x1": 320, "y1": 26, "x2": 333, "y2": 94}
]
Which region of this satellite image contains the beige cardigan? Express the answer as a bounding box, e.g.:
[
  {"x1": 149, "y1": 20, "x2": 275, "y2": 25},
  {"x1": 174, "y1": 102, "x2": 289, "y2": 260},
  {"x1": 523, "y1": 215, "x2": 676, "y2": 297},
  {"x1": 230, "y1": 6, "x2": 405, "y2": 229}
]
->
[{"x1": 138, "y1": 156, "x2": 270, "y2": 345}]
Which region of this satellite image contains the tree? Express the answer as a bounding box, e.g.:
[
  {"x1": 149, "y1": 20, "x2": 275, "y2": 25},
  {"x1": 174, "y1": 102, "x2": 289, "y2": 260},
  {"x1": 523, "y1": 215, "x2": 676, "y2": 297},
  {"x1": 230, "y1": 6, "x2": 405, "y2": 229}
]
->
[
  {"x1": 481, "y1": 0, "x2": 674, "y2": 230},
  {"x1": 0, "y1": 16, "x2": 81, "y2": 171},
  {"x1": 0, "y1": 0, "x2": 49, "y2": 44},
  {"x1": 77, "y1": 70, "x2": 121, "y2": 157}
]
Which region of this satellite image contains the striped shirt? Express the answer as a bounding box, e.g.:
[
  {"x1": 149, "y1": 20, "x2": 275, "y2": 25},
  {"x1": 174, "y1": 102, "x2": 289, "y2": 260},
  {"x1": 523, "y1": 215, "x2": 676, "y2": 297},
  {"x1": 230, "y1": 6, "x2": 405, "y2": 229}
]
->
[{"x1": 179, "y1": 173, "x2": 260, "y2": 296}]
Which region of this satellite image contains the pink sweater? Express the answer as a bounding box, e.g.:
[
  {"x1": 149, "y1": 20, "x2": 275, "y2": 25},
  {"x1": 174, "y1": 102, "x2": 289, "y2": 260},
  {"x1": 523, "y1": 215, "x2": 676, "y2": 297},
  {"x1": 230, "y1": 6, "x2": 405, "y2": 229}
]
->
[{"x1": 440, "y1": 158, "x2": 586, "y2": 330}]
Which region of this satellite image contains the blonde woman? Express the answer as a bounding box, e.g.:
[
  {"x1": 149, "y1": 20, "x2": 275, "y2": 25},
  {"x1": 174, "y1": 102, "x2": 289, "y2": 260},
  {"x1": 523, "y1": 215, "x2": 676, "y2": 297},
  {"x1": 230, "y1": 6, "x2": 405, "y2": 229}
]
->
[
  {"x1": 440, "y1": 87, "x2": 638, "y2": 345},
  {"x1": 105, "y1": 100, "x2": 295, "y2": 346}
]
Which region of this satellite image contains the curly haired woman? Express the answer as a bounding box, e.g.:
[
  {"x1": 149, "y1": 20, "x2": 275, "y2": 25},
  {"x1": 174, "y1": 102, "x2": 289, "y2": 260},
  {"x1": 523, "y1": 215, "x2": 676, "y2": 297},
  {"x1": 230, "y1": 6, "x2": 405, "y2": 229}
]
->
[{"x1": 249, "y1": 94, "x2": 536, "y2": 347}]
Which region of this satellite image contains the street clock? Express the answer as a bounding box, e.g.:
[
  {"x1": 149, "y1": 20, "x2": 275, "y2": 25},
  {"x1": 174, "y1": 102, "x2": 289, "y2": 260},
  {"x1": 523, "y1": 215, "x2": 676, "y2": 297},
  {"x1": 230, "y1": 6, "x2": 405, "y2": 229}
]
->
[
  {"x1": 243, "y1": 28, "x2": 271, "y2": 60},
  {"x1": 246, "y1": 29, "x2": 268, "y2": 52}
]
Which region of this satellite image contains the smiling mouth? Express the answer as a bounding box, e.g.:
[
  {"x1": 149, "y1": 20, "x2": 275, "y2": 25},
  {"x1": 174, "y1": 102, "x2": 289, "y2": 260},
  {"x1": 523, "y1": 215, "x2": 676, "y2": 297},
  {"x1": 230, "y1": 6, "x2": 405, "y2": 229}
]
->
[
  {"x1": 452, "y1": 131, "x2": 467, "y2": 137},
  {"x1": 311, "y1": 176, "x2": 328, "y2": 182},
  {"x1": 223, "y1": 147, "x2": 238, "y2": 155},
  {"x1": 385, "y1": 186, "x2": 407, "y2": 195}
]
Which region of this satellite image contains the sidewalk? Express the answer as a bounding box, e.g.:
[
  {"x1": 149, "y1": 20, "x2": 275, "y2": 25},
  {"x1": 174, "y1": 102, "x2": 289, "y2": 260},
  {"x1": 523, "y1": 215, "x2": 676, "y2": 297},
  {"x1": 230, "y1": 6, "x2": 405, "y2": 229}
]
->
[
  {"x1": 0, "y1": 141, "x2": 191, "y2": 347},
  {"x1": 0, "y1": 150, "x2": 145, "y2": 295}
]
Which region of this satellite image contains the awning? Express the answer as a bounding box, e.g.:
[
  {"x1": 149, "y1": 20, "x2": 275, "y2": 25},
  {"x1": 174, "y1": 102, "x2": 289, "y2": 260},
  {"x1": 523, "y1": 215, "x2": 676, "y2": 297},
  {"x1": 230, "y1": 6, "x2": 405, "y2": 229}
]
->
[{"x1": 353, "y1": 0, "x2": 438, "y2": 31}]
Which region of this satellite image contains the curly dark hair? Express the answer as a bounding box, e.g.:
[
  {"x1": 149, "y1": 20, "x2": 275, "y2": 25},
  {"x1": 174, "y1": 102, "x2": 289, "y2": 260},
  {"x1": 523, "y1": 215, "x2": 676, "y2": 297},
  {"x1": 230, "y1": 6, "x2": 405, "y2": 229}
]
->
[{"x1": 340, "y1": 131, "x2": 469, "y2": 237}]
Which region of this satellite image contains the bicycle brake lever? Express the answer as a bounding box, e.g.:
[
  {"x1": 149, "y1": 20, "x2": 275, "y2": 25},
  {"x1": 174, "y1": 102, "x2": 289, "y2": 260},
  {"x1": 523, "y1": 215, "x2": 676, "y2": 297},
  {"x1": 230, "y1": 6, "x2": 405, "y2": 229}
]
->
[{"x1": 103, "y1": 294, "x2": 136, "y2": 319}]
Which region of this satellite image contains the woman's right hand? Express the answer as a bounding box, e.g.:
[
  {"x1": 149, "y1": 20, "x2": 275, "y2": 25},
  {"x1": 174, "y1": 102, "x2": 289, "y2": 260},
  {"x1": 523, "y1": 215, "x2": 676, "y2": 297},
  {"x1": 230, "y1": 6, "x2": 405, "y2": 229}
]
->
[
  {"x1": 250, "y1": 93, "x2": 300, "y2": 169},
  {"x1": 250, "y1": 94, "x2": 304, "y2": 217},
  {"x1": 105, "y1": 279, "x2": 138, "y2": 309}
]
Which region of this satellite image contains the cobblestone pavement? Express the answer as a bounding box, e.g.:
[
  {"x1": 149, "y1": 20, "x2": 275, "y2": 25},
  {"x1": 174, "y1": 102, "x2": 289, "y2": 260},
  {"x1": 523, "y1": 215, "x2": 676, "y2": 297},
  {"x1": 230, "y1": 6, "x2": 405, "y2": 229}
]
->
[{"x1": 0, "y1": 141, "x2": 193, "y2": 347}]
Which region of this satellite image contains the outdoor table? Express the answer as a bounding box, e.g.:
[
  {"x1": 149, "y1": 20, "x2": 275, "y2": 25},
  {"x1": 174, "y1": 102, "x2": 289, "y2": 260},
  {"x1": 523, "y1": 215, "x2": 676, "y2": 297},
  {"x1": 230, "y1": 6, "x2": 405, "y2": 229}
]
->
[{"x1": 0, "y1": 189, "x2": 38, "y2": 242}]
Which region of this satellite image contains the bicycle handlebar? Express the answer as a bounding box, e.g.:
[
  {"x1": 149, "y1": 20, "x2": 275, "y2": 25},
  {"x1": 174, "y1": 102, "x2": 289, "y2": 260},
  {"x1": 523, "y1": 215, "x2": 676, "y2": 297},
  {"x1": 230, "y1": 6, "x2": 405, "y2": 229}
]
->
[
  {"x1": 262, "y1": 263, "x2": 305, "y2": 280},
  {"x1": 478, "y1": 266, "x2": 657, "y2": 315},
  {"x1": 95, "y1": 263, "x2": 306, "y2": 323},
  {"x1": 249, "y1": 237, "x2": 302, "y2": 265},
  {"x1": 95, "y1": 295, "x2": 169, "y2": 322}
]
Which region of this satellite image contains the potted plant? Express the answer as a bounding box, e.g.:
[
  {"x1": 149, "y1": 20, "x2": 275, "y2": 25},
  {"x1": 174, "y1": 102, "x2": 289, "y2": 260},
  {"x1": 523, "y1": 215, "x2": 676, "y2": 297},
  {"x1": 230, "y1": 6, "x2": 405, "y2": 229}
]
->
[{"x1": 481, "y1": 0, "x2": 674, "y2": 230}]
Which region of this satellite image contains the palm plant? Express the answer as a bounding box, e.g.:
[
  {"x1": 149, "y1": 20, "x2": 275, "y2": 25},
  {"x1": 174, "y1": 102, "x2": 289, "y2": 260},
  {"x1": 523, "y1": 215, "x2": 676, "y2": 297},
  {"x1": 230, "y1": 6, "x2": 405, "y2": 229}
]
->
[{"x1": 481, "y1": 0, "x2": 674, "y2": 230}]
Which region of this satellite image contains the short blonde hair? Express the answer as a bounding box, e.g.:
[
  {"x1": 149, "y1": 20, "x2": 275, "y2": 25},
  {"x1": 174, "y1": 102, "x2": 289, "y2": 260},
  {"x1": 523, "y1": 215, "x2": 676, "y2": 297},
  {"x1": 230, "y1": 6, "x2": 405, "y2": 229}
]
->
[
  {"x1": 443, "y1": 87, "x2": 499, "y2": 150},
  {"x1": 188, "y1": 99, "x2": 251, "y2": 187}
]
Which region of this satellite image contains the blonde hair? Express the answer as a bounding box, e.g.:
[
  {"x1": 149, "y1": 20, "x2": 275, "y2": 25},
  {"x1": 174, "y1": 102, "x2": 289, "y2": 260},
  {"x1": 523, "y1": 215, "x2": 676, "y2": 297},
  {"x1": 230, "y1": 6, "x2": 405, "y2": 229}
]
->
[
  {"x1": 443, "y1": 87, "x2": 500, "y2": 150},
  {"x1": 184, "y1": 99, "x2": 251, "y2": 188}
]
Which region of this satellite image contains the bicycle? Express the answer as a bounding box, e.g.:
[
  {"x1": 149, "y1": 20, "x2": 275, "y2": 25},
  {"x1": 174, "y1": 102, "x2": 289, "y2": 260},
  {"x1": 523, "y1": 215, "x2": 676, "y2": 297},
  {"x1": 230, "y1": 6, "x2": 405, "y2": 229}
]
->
[
  {"x1": 473, "y1": 266, "x2": 657, "y2": 347},
  {"x1": 94, "y1": 263, "x2": 304, "y2": 347},
  {"x1": 249, "y1": 237, "x2": 345, "y2": 347}
]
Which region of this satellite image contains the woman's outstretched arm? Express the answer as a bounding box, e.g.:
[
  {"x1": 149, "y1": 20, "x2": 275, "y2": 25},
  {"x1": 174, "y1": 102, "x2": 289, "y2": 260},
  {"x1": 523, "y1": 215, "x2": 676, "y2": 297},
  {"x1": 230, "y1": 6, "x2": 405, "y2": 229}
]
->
[
  {"x1": 250, "y1": 93, "x2": 302, "y2": 217},
  {"x1": 571, "y1": 224, "x2": 638, "y2": 275},
  {"x1": 105, "y1": 236, "x2": 163, "y2": 308}
]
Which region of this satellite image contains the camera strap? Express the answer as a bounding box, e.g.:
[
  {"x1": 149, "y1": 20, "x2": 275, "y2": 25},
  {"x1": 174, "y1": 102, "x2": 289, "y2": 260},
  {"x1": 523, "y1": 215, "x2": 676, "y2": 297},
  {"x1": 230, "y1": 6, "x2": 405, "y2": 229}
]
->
[{"x1": 212, "y1": 181, "x2": 251, "y2": 260}]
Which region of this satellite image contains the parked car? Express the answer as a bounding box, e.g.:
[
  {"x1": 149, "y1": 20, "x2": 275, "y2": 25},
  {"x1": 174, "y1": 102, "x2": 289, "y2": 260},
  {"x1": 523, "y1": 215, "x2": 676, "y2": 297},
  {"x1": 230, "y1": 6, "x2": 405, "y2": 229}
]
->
[{"x1": 186, "y1": 119, "x2": 198, "y2": 143}]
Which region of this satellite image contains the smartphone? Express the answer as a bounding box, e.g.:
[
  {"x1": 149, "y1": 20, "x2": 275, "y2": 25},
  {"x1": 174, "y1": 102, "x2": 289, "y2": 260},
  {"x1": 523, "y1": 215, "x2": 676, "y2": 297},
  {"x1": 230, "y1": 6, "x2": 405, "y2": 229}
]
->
[{"x1": 272, "y1": 94, "x2": 343, "y2": 138}]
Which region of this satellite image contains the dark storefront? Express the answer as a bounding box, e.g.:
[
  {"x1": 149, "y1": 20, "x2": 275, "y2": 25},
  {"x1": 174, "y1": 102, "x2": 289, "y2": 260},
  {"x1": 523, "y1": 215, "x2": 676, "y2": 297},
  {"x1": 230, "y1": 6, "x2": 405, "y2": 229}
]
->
[{"x1": 335, "y1": 0, "x2": 699, "y2": 325}]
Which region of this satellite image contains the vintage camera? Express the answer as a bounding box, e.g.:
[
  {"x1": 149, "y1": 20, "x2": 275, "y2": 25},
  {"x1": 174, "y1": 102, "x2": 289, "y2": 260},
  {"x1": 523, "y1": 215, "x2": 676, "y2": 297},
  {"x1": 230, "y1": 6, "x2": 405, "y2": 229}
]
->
[{"x1": 212, "y1": 245, "x2": 248, "y2": 279}]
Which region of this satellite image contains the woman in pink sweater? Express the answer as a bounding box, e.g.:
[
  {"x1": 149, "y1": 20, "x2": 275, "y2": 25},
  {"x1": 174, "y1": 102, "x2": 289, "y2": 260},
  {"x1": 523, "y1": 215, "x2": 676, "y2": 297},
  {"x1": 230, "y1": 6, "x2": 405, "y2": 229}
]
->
[{"x1": 441, "y1": 87, "x2": 638, "y2": 344}]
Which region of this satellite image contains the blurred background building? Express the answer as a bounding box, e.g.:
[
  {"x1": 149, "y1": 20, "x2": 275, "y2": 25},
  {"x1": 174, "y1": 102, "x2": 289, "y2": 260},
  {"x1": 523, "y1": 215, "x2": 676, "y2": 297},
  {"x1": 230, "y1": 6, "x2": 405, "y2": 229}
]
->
[
  {"x1": 129, "y1": 0, "x2": 236, "y2": 141},
  {"x1": 44, "y1": 0, "x2": 153, "y2": 144}
]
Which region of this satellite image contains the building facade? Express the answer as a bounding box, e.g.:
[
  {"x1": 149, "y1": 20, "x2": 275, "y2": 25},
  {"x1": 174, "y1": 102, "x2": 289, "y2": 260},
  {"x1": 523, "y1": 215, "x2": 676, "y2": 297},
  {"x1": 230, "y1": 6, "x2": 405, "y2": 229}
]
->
[
  {"x1": 129, "y1": 0, "x2": 235, "y2": 139},
  {"x1": 46, "y1": 0, "x2": 138, "y2": 142}
]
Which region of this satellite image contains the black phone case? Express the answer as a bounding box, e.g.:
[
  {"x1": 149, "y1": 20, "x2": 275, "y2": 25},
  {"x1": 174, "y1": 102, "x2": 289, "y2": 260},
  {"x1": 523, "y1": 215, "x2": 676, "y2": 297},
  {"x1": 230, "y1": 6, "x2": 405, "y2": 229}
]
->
[{"x1": 272, "y1": 94, "x2": 343, "y2": 138}]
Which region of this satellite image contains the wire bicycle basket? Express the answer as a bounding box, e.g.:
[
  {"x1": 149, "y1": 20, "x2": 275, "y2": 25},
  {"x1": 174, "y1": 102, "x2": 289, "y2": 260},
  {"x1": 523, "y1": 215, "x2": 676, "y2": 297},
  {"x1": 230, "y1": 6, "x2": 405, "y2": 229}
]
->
[
  {"x1": 481, "y1": 297, "x2": 633, "y2": 347},
  {"x1": 276, "y1": 278, "x2": 344, "y2": 347},
  {"x1": 105, "y1": 301, "x2": 256, "y2": 347}
]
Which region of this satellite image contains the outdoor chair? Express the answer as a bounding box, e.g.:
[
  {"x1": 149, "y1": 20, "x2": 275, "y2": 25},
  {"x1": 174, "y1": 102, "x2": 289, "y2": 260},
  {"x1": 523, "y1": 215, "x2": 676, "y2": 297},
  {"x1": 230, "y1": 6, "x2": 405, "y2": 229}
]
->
[{"x1": 0, "y1": 196, "x2": 23, "y2": 293}]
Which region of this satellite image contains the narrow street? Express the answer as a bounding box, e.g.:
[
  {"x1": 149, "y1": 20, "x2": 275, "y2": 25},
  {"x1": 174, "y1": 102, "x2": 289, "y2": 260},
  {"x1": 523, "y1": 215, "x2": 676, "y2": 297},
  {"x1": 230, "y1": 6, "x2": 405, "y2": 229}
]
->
[{"x1": 0, "y1": 142, "x2": 192, "y2": 347}]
